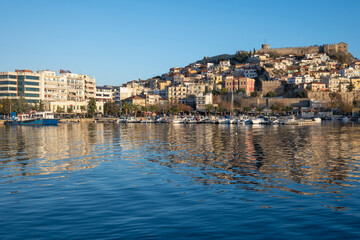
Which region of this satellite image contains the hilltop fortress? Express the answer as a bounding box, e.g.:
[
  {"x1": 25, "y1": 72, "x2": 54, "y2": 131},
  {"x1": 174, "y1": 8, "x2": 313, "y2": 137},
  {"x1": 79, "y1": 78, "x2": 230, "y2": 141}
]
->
[{"x1": 256, "y1": 42, "x2": 348, "y2": 56}]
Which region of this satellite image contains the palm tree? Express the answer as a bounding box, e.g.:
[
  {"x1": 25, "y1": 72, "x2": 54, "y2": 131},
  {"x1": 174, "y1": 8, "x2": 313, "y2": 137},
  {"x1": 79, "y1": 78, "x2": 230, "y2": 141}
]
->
[
  {"x1": 270, "y1": 104, "x2": 279, "y2": 115},
  {"x1": 243, "y1": 106, "x2": 251, "y2": 115},
  {"x1": 217, "y1": 106, "x2": 226, "y2": 115},
  {"x1": 121, "y1": 102, "x2": 131, "y2": 116},
  {"x1": 283, "y1": 105, "x2": 293, "y2": 115},
  {"x1": 149, "y1": 105, "x2": 157, "y2": 115},
  {"x1": 256, "y1": 106, "x2": 264, "y2": 116},
  {"x1": 132, "y1": 104, "x2": 140, "y2": 118},
  {"x1": 205, "y1": 104, "x2": 214, "y2": 116},
  {"x1": 141, "y1": 106, "x2": 148, "y2": 116}
]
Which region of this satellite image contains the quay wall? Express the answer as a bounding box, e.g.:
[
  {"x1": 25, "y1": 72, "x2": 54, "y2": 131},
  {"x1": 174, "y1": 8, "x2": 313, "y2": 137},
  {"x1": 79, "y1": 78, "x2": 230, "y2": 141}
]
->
[{"x1": 214, "y1": 95, "x2": 309, "y2": 108}]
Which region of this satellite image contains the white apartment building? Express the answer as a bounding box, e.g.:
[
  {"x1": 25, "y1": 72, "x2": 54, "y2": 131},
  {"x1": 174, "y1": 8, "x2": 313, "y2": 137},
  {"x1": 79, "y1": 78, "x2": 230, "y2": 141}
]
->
[
  {"x1": 340, "y1": 67, "x2": 360, "y2": 78},
  {"x1": 196, "y1": 93, "x2": 213, "y2": 111},
  {"x1": 38, "y1": 70, "x2": 67, "y2": 102},
  {"x1": 167, "y1": 84, "x2": 188, "y2": 103},
  {"x1": 95, "y1": 85, "x2": 113, "y2": 102},
  {"x1": 61, "y1": 72, "x2": 96, "y2": 102},
  {"x1": 244, "y1": 69, "x2": 258, "y2": 78},
  {"x1": 288, "y1": 75, "x2": 314, "y2": 84}
]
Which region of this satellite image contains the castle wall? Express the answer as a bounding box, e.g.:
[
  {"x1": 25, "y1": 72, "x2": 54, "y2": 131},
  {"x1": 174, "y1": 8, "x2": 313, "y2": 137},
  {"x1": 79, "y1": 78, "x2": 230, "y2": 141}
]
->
[
  {"x1": 257, "y1": 42, "x2": 347, "y2": 56},
  {"x1": 261, "y1": 81, "x2": 284, "y2": 96}
]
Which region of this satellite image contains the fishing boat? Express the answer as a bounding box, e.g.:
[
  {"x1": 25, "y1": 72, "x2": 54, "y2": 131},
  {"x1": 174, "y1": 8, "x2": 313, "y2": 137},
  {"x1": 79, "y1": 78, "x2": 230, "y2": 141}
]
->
[{"x1": 6, "y1": 111, "x2": 58, "y2": 126}]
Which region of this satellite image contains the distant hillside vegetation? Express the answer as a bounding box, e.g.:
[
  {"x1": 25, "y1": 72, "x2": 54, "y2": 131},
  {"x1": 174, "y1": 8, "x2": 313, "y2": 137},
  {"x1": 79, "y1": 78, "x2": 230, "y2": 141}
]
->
[{"x1": 328, "y1": 52, "x2": 356, "y2": 65}]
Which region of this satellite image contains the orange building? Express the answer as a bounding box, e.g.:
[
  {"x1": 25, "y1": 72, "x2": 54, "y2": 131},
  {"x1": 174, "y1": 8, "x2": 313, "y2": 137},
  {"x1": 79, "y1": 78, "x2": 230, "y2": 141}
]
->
[{"x1": 225, "y1": 76, "x2": 255, "y2": 95}]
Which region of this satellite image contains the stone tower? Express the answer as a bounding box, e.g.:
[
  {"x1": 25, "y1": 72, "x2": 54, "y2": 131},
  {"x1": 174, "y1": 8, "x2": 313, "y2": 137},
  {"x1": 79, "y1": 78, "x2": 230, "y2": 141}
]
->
[{"x1": 261, "y1": 44, "x2": 270, "y2": 50}]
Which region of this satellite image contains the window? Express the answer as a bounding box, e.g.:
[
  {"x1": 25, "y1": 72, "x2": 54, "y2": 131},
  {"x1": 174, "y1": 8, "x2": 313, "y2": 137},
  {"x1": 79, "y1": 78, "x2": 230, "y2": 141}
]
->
[
  {"x1": 25, "y1": 76, "x2": 39, "y2": 80},
  {"x1": 0, "y1": 93, "x2": 16, "y2": 96},
  {"x1": 24, "y1": 81, "x2": 39, "y2": 86},
  {"x1": 26, "y1": 87, "x2": 39, "y2": 92},
  {"x1": 24, "y1": 93, "x2": 39, "y2": 97},
  {"x1": 0, "y1": 81, "x2": 16, "y2": 85}
]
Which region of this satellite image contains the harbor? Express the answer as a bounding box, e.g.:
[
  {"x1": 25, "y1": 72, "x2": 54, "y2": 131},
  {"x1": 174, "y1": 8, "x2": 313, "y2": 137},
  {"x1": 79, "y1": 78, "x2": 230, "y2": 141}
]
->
[{"x1": 1, "y1": 122, "x2": 360, "y2": 239}]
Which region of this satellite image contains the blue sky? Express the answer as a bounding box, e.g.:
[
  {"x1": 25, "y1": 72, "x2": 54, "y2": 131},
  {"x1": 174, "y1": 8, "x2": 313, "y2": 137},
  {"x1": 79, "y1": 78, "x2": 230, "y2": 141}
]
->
[{"x1": 0, "y1": 0, "x2": 359, "y2": 85}]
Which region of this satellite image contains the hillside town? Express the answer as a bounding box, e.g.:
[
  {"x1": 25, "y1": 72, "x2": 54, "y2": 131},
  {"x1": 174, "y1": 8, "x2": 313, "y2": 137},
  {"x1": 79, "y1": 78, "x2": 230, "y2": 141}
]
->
[{"x1": 1, "y1": 42, "x2": 360, "y2": 119}]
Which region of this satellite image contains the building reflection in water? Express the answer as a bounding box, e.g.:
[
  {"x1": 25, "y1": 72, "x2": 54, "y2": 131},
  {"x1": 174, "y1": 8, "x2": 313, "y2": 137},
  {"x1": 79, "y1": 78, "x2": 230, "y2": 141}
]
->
[
  {"x1": 115, "y1": 123, "x2": 360, "y2": 197},
  {"x1": 0, "y1": 123, "x2": 109, "y2": 180},
  {"x1": 0, "y1": 123, "x2": 359, "y2": 199}
]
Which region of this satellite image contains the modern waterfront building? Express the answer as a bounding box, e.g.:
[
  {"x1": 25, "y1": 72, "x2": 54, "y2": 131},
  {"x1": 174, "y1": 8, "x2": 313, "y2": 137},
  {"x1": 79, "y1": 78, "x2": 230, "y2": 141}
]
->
[{"x1": 0, "y1": 70, "x2": 41, "y2": 103}]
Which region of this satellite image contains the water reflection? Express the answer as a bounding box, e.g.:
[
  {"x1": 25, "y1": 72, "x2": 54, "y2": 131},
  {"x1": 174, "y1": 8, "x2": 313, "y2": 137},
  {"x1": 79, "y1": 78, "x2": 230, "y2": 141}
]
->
[
  {"x1": 1, "y1": 123, "x2": 360, "y2": 200},
  {"x1": 114, "y1": 123, "x2": 360, "y2": 198}
]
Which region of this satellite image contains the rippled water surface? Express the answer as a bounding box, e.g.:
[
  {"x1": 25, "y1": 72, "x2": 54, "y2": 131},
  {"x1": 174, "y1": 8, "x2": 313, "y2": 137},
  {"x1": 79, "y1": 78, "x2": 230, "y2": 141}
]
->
[{"x1": 1, "y1": 122, "x2": 360, "y2": 239}]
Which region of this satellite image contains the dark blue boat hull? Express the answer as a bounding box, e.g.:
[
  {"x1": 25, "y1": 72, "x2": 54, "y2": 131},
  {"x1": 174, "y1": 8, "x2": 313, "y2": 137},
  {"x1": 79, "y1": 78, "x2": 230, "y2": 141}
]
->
[{"x1": 6, "y1": 119, "x2": 58, "y2": 126}]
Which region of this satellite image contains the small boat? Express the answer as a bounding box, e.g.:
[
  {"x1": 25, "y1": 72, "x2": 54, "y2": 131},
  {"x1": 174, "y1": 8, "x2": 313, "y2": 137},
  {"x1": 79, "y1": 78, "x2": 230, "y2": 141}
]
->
[
  {"x1": 313, "y1": 117, "x2": 321, "y2": 123},
  {"x1": 171, "y1": 117, "x2": 184, "y2": 124},
  {"x1": 184, "y1": 117, "x2": 197, "y2": 124},
  {"x1": 6, "y1": 112, "x2": 58, "y2": 126},
  {"x1": 251, "y1": 118, "x2": 265, "y2": 124},
  {"x1": 115, "y1": 117, "x2": 127, "y2": 123},
  {"x1": 126, "y1": 117, "x2": 140, "y2": 123},
  {"x1": 217, "y1": 118, "x2": 230, "y2": 124}
]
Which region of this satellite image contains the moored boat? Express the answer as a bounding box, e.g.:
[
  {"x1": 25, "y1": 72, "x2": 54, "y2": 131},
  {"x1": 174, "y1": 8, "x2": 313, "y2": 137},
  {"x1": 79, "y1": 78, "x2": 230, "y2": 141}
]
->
[{"x1": 6, "y1": 112, "x2": 58, "y2": 126}]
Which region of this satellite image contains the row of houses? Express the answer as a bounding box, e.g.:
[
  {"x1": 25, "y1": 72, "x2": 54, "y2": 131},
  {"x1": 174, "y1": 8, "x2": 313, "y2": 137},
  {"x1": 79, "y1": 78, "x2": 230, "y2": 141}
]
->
[{"x1": 0, "y1": 69, "x2": 103, "y2": 113}]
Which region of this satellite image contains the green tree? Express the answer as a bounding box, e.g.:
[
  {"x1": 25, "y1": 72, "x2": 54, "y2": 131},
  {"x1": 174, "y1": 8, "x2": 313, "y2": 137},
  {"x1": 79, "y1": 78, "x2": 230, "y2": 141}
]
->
[
  {"x1": 220, "y1": 88, "x2": 228, "y2": 95},
  {"x1": 212, "y1": 89, "x2": 220, "y2": 95},
  {"x1": 237, "y1": 88, "x2": 246, "y2": 94},
  {"x1": 270, "y1": 104, "x2": 279, "y2": 114},
  {"x1": 104, "y1": 101, "x2": 120, "y2": 116},
  {"x1": 121, "y1": 102, "x2": 131, "y2": 116},
  {"x1": 67, "y1": 107, "x2": 74, "y2": 113},
  {"x1": 243, "y1": 106, "x2": 251, "y2": 115},
  {"x1": 13, "y1": 96, "x2": 29, "y2": 114},
  {"x1": 39, "y1": 100, "x2": 45, "y2": 111},
  {"x1": 80, "y1": 106, "x2": 86, "y2": 112},
  {"x1": 250, "y1": 91, "x2": 259, "y2": 97},
  {"x1": 283, "y1": 105, "x2": 293, "y2": 115},
  {"x1": 205, "y1": 104, "x2": 214, "y2": 116},
  {"x1": 217, "y1": 106, "x2": 227, "y2": 115},
  {"x1": 141, "y1": 105, "x2": 148, "y2": 116},
  {"x1": 0, "y1": 98, "x2": 12, "y2": 116},
  {"x1": 169, "y1": 104, "x2": 180, "y2": 115},
  {"x1": 56, "y1": 106, "x2": 65, "y2": 113},
  {"x1": 149, "y1": 105, "x2": 158, "y2": 114},
  {"x1": 297, "y1": 90, "x2": 308, "y2": 98},
  {"x1": 234, "y1": 51, "x2": 250, "y2": 63},
  {"x1": 265, "y1": 91, "x2": 277, "y2": 98},
  {"x1": 132, "y1": 104, "x2": 140, "y2": 118},
  {"x1": 87, "y1": 98, "x2": 97, "y2": 116},
  {"x1": 32, "y1": 102, "x2": 39, "y2": 111},
  {"x1": 256, "y1": 106, "x2": 264, "y2": 115}
]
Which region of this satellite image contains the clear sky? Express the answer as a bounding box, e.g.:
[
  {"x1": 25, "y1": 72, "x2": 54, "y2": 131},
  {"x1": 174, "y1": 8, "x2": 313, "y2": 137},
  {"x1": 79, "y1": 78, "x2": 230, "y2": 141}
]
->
[{"x1": 0, "y1": 0, "x2": 359, "y2": 85}]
